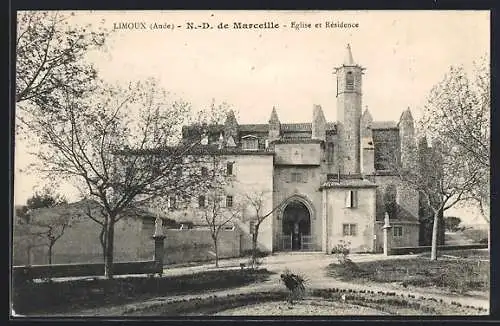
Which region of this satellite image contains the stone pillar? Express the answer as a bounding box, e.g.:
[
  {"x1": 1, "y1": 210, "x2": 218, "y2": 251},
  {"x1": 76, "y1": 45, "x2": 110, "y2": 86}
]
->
[
  {"x1": 153, "y1": 235, "x2": 166, "y2": 272},
  {"x1": 152, "y1": 216, "x2": 166, "y2": 274},
  {"x1": 322, "y1": 190, "x2": 328, "y2": 253},
  {"x1": 382, "y1": 213, "x2": 392, "y2": 256}
]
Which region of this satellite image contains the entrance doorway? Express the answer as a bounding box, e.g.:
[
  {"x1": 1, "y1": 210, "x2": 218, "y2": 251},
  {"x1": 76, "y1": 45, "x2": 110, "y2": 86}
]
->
[{"x1": 282, "y1": 201, "x2": 311, "y2": 250}]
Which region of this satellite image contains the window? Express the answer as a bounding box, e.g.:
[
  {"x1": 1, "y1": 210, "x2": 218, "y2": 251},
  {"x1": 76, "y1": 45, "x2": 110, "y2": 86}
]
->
[
  {"x1": 291, "y1": 172, "x2": 303, "y2": 183},
  {"x1": 198, "y1": 195, "x2": 206, "y2": 208},
  {"x1": 343, "y1": 223, "x2": 357, "y2": 236},
  {"x1": 249, "y1": 221, "x2": 256, "y2": 234},
  {"x1": 393, "y1": 226, "x2": 403, "y2": 237},
  {"x1": 345, "y1": 190, "x2": 358, "y2": 208},
  {"x1": 201, "y1": 167, "x2": 208, "y2": 177},
  {"x1": 226, "y1": 195, "x2": 233, "y2": 208},
  {"x1": 327, "y1": 143, "x2": 335, "y2": 164},
  {"x1": 242, "y1": 135, "x2": 259, "y2": 150},
  {"x1": 346, "y1": 71, "x2": 354, "y2": 90},
  {"x1": 226, "y1": 162, "x2": 234, "y2": 176},
  {"x1": 223, "y1": 224, "x2": 235, "y2": 231}
]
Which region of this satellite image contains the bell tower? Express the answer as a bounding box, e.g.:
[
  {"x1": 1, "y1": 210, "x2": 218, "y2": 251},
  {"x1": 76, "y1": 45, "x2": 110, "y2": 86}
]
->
[{"x1": 335, "y1": 44, "x2": 365, "y2": 175}]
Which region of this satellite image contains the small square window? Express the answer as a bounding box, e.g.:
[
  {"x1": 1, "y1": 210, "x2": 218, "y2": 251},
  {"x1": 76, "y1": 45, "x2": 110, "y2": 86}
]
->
[
  {"x1": 291, "y1": 172, "x2": 303, "y2": 183},
  {"x1": 393, "y1": 226, "x2": 403, "y2": 237},
  {"x1": 342, "y1": 223, "x2": 357, "y2": 236}
]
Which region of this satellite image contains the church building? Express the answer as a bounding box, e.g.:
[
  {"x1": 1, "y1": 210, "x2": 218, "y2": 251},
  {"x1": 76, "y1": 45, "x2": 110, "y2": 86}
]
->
[{"x1": 178, "y1": 44, "x2": 422, "y2": 254}]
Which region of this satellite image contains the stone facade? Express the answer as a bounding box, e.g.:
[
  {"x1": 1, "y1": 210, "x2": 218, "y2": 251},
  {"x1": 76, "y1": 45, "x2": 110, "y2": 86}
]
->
[
  {"x1": 179, "y1": 44, "x2": 423, "y2": 253},
  {"x1": 14, "y1": 44, "x2": 430, "y2": 266}
]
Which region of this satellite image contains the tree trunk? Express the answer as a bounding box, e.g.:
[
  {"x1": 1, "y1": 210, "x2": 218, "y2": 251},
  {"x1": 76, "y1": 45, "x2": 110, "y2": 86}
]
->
[
  {"x1": 251, "y1": 226, "x2": 260, "y2": 269},
  {"x1": 48, "y1": 243, "x2": 54, "y2": 265},
  {"x1": 99, "y1": 223, "x2": 108, "y2": 263},
  {"x1": 488, "y1": 226, "x2": 490, "y2": 252},
  {"x1": 104, "y1": 220, "x2": 115, "y2": 278},
  {"x1": 214, "y1": 238, "x2": 219, "y2": 268},
  {"x1": 430, "y1": 211, "x2": 440, "y2": 261},
  {"x1": 27, "y1": 246, "x2": 32, "y2": 265}
]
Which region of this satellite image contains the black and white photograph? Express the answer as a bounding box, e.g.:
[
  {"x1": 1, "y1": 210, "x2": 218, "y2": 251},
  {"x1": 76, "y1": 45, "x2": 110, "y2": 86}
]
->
[{"x1": 11, "y1": 10, "x2": 491, "y2": 317}]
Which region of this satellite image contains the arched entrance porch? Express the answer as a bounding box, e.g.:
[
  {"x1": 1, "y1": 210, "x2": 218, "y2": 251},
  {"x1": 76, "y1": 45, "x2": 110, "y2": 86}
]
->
[{"x1": 279, "y1": 199, "x2": 312, "y2": 251}]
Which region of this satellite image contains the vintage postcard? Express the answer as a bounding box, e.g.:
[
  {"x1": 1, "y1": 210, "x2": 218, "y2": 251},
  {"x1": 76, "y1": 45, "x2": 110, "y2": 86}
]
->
[{"x1": 12, "y1": 10, "x2": 490, "y2": 317}]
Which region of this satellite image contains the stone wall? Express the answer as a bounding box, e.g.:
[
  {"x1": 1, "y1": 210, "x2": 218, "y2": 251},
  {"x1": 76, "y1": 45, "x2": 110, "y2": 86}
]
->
[
  {"x1": 13, "y1": 216, "x2": 244, "y2": 266},
  {"x1": 374, "y1": 221, "x2": 420, "y2": 252}
]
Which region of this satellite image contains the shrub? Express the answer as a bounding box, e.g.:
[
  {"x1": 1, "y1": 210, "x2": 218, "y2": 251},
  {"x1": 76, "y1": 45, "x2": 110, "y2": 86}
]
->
[
  {"x1": 241, "y1": 249, "x2": 270, "y2": 258},
  {"x1": 280, "y1": 269, "x2": 307, "y2": 304},
  {"x1": 331, "y1": 240, "x2": 351, "y2": 264}
]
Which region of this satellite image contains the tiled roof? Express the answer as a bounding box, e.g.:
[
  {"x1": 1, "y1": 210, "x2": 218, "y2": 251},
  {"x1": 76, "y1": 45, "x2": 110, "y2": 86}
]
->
[
  {"x1": 239, "y1": 122, "x2": 337, "y2": 133},
  {"x1": 321, "y1": 178, "x2": 378, "y2": 189},
  {"x1": 239, "y1": 124, "x2": 269, "y2": 133},
  {"x1": 371, "y1": 121, "x2": 398, "y2": 130},
  {"x1": 273, "y1": 138, "x2": 323, "y2": 144}
]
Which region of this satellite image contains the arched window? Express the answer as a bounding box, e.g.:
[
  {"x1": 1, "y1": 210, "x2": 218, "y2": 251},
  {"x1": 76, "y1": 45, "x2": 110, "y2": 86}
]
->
[{"x1": 346, "y1": 71, "x2": 354, "y2": 90}]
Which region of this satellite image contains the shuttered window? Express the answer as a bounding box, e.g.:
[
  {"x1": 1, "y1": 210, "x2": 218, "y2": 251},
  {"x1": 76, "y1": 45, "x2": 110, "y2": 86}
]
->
[{"x1": 345, "y1": 190, "x2": 358, "y2": 208}]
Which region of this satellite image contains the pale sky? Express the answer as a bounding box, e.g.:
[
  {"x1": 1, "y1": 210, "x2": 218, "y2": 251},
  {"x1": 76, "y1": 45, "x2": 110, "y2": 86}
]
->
[{"x1": 14, "y1": 10, "x2": 490, "y2": 223}]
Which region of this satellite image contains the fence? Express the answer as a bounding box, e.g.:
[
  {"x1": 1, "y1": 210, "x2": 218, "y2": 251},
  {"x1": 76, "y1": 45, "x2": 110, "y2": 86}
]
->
[
  {"x1": 278, "y1": 234, "x2": 292, "y2": 251},
  {"x1": 12, "y1": 260, "x2": 162, "y2": 282},
  {"x1": 301, "y1": 235, "x2": 315, "y2": 251}
]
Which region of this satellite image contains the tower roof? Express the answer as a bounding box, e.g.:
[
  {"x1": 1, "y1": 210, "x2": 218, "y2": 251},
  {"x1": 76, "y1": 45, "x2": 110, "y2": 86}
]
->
[
  {"x1": 225, "y1": 109, "x2": 238, "y2": 126},
  {"x1": 361, "y1": 106, "x2": 373, "y2": 122},
  {"x1": 399, "y1": 107, "x2": 414, "y2": 122},
  {"x1": 344, "y1": 43, "x2": 355, "y2": 66},
  {"x1": 269, "y1": 106, "x2": 280, "y2": 124},
  {"x1": 312, "y1": 104, "x2": 326, "y2": 123}
]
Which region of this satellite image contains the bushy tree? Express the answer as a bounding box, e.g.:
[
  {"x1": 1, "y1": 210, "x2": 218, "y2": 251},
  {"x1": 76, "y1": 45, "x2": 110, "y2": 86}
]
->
[
  {"x1": 420, "y1": 56, "x2": 490, "y2": 248},
  {"x1": 382, "y1": 137, "x2": 481, "y2": 260},
  {"x1": 16, "y1": 11, "x2": 108, "y2": 109},
  {"x1": 444, "y1": 216, "x2": 462, "y2": 232}
]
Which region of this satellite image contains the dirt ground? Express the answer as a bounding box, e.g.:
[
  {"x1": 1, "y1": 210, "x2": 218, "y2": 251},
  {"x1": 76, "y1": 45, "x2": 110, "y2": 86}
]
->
[{"x1": 40, "y1": 251, "x2": 490, "y2": 316}]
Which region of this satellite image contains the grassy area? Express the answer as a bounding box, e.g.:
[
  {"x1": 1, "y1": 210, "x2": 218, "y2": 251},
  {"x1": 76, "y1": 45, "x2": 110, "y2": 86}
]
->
[
  {"x1": 13, "y1": 268, "x2": 274, "y2": 315},
  {"x1": 460, "y1": 228, "x2": 488, "y2": 243},
  {"x1": 327, "y1": 257, "x2": 489, "y2": 294},
  {"x1": 419, "y1": 249, "x2": 490, "y2": 259}
]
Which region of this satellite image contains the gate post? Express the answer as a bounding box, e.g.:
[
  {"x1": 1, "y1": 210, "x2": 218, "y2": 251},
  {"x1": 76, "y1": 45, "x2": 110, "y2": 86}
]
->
[
  {"x1": 382, "y1": 213, "x2": 392, "y2": 256},
  {"x1": 152, "y1": 217, "x2": 166, "y2": 274}
]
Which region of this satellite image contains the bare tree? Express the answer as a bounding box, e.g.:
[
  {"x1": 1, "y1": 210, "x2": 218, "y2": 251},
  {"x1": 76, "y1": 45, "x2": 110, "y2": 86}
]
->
[
  {"x1": 13, "y1": 190, "x2": 71, "y2": 265},
  {"x1": 29, "y1": 210, "x2": 73, "y2": 265},
  {"x1": 16, "y1": 11, "x2": 108, "y2": 108},
  {"x1": 199, "y1": 154, "x2": 242, "y2": 268},
  {"x1": 382, "y1": 138, "x2": 482, "y2": 260},
  {"x1": 20, "y1": 78, "x2": 223, "y2": 277},
  {"x1": 243, "y1": 191, "x2": 291, "y2": 269}
]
